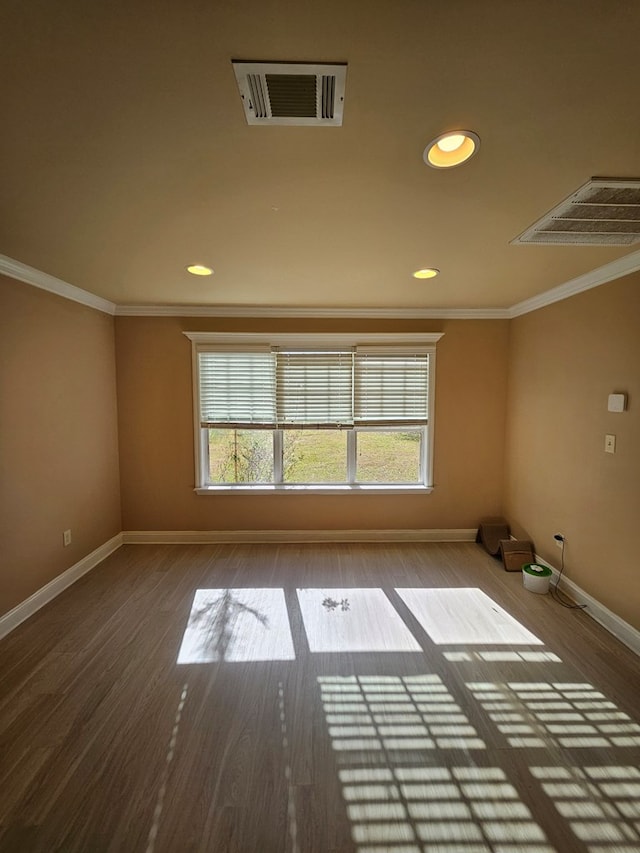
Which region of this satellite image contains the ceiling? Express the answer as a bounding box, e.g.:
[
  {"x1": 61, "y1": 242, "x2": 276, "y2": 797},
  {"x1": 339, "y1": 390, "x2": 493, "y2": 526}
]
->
[{"x1": 2, "y1": 0, "x2": 640, "y2": 311}]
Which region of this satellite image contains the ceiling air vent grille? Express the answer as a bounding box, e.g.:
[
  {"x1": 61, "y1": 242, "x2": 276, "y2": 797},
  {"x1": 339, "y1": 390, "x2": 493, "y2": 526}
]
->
[
  {"x1": 232, "y1": 61, "x2": 347, "y2": 126},
  {"x1": 512, "y1": 179, "x2": 640, "y2": 246}
]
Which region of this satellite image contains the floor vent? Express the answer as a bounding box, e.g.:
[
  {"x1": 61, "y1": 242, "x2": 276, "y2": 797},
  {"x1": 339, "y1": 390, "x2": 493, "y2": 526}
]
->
[
  {"x1": 232, "y1": 61, "x2": 347, "y2": 126},
  {"x1": 512, "y1": 178, "x2": 640, "y2": 246}
]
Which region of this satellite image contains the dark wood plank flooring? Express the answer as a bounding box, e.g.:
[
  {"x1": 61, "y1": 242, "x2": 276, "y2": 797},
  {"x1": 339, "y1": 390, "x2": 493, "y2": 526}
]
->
[{"x1": 1, "y1": 542, "x2": 639, "y2": 852}]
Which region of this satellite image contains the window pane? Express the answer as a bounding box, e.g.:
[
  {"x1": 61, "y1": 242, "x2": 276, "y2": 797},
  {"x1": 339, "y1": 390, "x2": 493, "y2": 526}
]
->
[
  {"x1": 208, "y1": 429, "x2": 274, "y2": 483},
  {"x1": 283, "y1": 430, "x2": 347, "y2": 483},
  {"x1": 356, "y1": 430, "x2": 421, "y2": 483}
]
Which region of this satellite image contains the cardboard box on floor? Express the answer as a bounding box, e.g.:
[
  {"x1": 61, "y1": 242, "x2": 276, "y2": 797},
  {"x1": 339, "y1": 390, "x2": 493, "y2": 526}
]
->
[{"x1": 499, "y1": 539, "x2": 535, "y2": 572}]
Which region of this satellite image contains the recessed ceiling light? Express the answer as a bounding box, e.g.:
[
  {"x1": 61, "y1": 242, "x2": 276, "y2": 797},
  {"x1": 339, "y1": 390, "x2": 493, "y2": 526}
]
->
[
  {"x1": 424, "y1": 131, "x2": 480, "y2": 169},
  {"x1": 186, "y1": 264, "x2": 214, "y2": 276},
  {"x1": 413, "y1": 268, "x2": 440, "y2": 279}
]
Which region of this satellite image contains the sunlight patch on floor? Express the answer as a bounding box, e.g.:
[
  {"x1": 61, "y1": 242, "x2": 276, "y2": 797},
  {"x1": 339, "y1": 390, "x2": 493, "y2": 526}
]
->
[
  {"x1": 443, "y1": 650, "x2": 562, "y2": 664},
  {"x1": 319, "y1": 674, "x2": 486, "y2": 756},
  {"x1": 396, "y1": 588, "x2": 543, "y2": 645},
  {"x1": 530, "y1": 765, "x2": 640, "y2": 851},
  {"x1": 145, "y1": 682, "x2": 189, "y2": 853},
  {"x1": 298, "y1": 589, "x2": 422, "y2": 653},
  {"x1": 177, "y1": 588, "x2": 295, "y2": 663},
  {"x1": 322, "y1": 739, "x2": 555, "y2": 853},
  {"x1": 467, "y1": 681, "x2": 640, "y2": 749}
]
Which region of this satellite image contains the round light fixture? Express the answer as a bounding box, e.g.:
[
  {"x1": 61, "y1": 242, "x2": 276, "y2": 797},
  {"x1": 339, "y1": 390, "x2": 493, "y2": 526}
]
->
[
  {"x1": 424, "y1": 130, "x2": 480, "y2": 169},
  {"x1": 412, "y1": 268, "x2": 440, "y2": 279},
  {"x1": 186, "y1": 264, "x2": 214, "y2": 276},
  {"x1": 436, "y1": 133, "x2": 466, "y2": 152}
]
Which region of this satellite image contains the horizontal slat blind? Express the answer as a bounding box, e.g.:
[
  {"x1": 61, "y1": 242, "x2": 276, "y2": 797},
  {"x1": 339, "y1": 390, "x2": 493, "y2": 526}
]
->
[
  {"x1": 276, "y1": 350, "x2": 353, "y2": 427},
  {"x1": 198, "y1": 351, "x2": 276, "y2": 427},
  {"x1": 198, "y1": 348, "x2": 431, "y2": 429},
  {"x1": 354, "y1": 351, "x2": 429, "y2": 424}
]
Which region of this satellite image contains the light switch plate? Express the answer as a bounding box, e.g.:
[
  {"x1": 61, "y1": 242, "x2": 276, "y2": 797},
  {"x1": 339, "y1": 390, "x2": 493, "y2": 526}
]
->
[{"x1": 605, "y1": 434, "x2": 616, "y2": 454}]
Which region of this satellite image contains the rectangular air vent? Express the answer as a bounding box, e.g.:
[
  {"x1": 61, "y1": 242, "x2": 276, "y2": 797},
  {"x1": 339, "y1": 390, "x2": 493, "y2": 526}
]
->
[
  {"x1": 512, "y1": 179, "x2": 640, "y2": 246},
  {"x1": 232, "y1": 61, "x2": 347, "y2": 126}
]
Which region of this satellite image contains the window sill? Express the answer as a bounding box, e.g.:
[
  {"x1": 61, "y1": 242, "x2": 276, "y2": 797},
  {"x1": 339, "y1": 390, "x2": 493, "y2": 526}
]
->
[{"x1": 195, "y1": 484, "x2": 433, "y2": 495}]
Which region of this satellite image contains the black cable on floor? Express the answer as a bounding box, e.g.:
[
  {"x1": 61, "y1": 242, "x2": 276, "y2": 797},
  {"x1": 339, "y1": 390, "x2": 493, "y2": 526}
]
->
[{"x1": 550, "y1": 542, "x2": 586, "y2": 610}]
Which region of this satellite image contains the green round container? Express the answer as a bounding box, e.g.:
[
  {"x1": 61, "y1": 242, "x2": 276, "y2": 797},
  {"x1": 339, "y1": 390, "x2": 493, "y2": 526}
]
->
[{"x1": 522, "y1": 562, "x2": 552, "y2": 594}]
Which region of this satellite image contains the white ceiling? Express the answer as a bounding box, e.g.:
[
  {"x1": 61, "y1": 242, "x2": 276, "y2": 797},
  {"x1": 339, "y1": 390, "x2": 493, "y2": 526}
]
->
[{"x1": 2, "y1": 0, "x2": 640, "y2": 311}]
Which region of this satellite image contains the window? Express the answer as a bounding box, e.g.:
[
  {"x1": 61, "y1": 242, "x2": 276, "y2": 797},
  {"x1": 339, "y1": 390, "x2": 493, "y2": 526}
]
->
[{"x1": 185, "y1": 332, "x2": 442, "y2": 492}]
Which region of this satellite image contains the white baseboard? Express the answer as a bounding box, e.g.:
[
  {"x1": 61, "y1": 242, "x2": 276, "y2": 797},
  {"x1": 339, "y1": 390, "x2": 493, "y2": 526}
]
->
[
  {"x1": 122, "y1": 528, "x2": 477, "y2": 545},
  {"x1": 5, "y1": 532, "x2": 636, "y2": 659},
  {"x1": 533, "y1": 553, "x2": 640, "y2": 656},
  {"x1": 0, "y1": 533, "x2": 123, "y2": 641}
]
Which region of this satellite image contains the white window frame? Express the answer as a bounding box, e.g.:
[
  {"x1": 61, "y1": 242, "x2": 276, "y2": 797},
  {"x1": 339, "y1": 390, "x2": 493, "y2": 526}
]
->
[{"x1": 184, "y1": 332, "x2": 443, "y2": 494}]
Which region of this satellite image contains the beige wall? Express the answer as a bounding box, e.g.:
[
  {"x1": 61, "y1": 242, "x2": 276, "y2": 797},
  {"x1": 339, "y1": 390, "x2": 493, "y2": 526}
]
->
[
  {"x1": 4, "y1": 269, "x2": 639, "y2": 634},
  {"x1": 504, "y1": 272, "x2": 640, "y2": 630},
  {"x1": 115, "y1": 316, "x2": 509, "y2": 532},
  {"x1": 0, "y1": 276, "x2": 122, "y2": 616}
]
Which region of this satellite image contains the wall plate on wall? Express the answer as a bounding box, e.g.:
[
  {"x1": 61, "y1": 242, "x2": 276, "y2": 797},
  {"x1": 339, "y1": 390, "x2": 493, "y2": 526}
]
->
[{"x1": 608, "y1": 393, "x2": 627, "y2": 412}]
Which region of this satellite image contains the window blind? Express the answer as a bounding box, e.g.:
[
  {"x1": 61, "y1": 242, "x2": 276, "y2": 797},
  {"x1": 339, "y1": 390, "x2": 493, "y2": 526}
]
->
[
  {"x1": 276, "y1": 350, "x2": 353, "y2": 428},
  {"x1": 354, "y1": 351, "x2": 429, "y2": 425},
  {"x1": 198, "y1": 351, "x2": 276, "y2": 427},
  {"x1": 198, "y1": 348, "x2": 430, "y2": 428}
]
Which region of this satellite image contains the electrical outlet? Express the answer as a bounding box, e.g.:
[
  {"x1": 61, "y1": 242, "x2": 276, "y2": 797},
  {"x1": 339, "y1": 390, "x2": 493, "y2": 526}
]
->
[
  {"x1": 63, "y1": 529, "x2": 72, "y2": 547},
  {"x1": 554, "y1": 533, "x2": 564, "y2": 549}
]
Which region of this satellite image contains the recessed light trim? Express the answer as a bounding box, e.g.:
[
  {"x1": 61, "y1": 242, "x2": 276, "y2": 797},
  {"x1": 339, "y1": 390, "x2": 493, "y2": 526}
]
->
[
  {"x1": 413, "y1": 268, "x2": 440, "y2": 279},
  {"x1": 187, "y1": 264, "x2": 214, "y2": 276},
  {"x1": 424, "y1": 131, "x2": 480, "y2": 169}
]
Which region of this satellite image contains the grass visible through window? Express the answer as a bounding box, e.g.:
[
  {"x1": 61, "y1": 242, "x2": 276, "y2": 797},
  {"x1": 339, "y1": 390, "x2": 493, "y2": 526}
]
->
[
  {"x1": 208, "y1": 429, "x2": 273, "y2": 483},
  {"x1": 356, "y1": 431, "x2": 420, "y2": 483},
  {"x1": 208, "y1": 428, "x2": 422, "y2": 484},
  {"x1": 284, "y1": 430, "x2": 347, "y2": 483}
]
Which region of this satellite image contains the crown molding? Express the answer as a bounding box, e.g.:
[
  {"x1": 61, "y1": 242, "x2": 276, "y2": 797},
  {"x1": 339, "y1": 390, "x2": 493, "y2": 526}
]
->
[
  {"x1": 3, "y1": 249, "x2": 639, "y2": 320},
  {"x1": 0, "y1": 255, "x2": 502, "y2": 317},
  {"x1": 509, "y1": 247, "x2": 640, "y2": 318},
  {"x1": 115, "y1": 303, "x2": 509, "y2": 319},
  {"x1": 0, "y1": 255, "x2": 116, "y2": 315}
]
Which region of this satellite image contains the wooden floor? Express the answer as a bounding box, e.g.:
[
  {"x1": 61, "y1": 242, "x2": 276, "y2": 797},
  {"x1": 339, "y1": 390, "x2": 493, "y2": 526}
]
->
[{"x1": 1, "y1": 542, "x2": 639, "y2": 853}]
